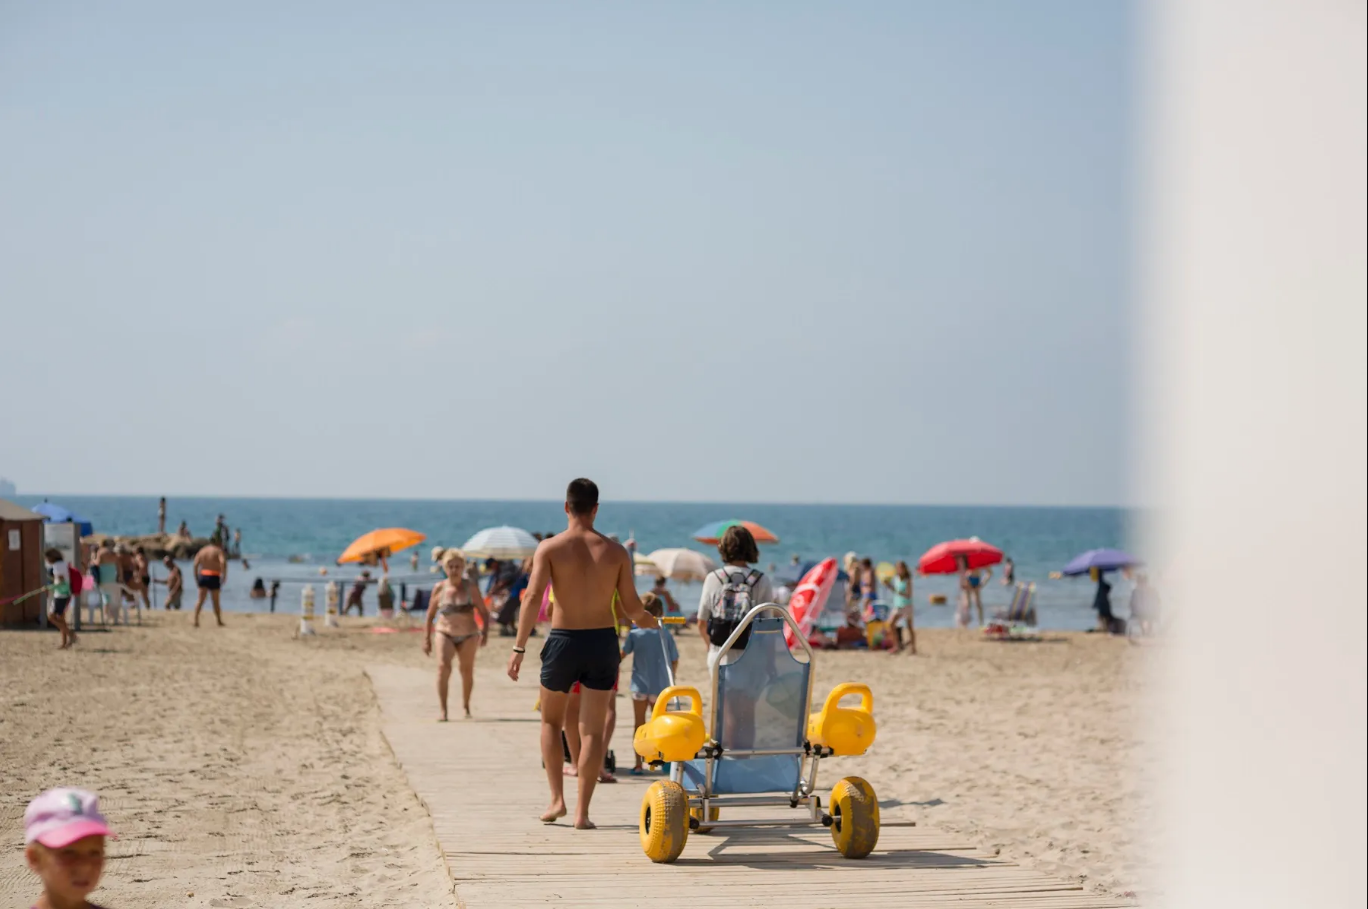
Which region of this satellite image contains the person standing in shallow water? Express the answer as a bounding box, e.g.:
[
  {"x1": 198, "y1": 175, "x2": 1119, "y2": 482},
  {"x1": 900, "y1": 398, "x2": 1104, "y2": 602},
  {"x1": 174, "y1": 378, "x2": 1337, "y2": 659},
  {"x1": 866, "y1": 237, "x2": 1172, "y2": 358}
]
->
[
  {"x1": 507, "y1": 478, "x2": 657, "y2": 830},
  {"x1": 956, "y1": 555, "x2": 991, "y2": 626},
  {"x1": 191, "y1": 541, "x2": 227, "y2": 628},
  {"x1": 424, "y1": 550, "x2": 489, "y2": 720}
]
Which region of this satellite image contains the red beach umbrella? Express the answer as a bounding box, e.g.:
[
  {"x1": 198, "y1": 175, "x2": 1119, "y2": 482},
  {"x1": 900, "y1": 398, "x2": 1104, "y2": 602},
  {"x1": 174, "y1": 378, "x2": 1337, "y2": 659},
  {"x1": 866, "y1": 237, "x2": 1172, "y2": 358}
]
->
[{"x1": 917, "y1": 537, "x2": 1004, "y2": 575}]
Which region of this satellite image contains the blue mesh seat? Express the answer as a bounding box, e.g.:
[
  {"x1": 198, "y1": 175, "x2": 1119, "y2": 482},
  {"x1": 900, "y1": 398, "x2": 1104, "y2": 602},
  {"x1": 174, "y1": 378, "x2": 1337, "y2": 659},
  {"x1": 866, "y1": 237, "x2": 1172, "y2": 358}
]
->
[{"x1": 681, "y1": 616, "x2": 811, "y2": 795}]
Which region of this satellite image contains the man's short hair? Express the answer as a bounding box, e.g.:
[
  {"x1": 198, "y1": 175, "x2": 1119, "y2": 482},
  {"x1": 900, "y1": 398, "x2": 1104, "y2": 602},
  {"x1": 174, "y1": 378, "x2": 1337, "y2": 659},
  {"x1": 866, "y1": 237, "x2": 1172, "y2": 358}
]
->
[{"x1": 566, "y1": 478, "x2": 599, "y2": 515}]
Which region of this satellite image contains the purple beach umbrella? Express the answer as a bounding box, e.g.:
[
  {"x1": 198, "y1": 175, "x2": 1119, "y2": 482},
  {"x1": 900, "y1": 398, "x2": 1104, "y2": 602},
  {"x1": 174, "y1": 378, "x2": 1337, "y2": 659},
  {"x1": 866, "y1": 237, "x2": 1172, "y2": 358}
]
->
[{"x1": 1062, "y1": 548, "x2": 1141, "y2": 577}]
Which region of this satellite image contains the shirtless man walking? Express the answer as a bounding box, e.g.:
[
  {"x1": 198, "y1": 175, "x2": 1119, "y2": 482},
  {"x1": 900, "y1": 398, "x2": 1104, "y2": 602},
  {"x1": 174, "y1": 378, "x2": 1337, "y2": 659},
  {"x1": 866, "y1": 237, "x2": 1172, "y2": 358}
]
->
[
  {"x1": 192, "y1": 541, "x2": 228, "y2": 628},
  {"x1": 508, "y1": 478, "x2": 657, "y2": 829}
]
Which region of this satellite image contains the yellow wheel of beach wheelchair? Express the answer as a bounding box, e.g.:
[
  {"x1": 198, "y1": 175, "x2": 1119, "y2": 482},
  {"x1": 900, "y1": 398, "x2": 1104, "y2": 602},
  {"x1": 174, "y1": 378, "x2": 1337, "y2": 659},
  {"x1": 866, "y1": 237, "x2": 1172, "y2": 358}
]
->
[
  {"x1": 829, "y1": 777, "x2": 880, "y2": 859},
  {"x1": 640, "y1": 780, "x2": 689, "y2": 863},
  {"x1": 689, "y1": 804, "x2": 720, "y2": 833}
]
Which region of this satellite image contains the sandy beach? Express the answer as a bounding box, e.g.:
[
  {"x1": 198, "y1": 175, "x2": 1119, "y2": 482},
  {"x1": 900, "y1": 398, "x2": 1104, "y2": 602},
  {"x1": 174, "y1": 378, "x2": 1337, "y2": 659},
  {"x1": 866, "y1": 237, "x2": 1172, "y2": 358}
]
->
[{"x1": 1, "y1": 615, "x2": 1154, "y2": 907}]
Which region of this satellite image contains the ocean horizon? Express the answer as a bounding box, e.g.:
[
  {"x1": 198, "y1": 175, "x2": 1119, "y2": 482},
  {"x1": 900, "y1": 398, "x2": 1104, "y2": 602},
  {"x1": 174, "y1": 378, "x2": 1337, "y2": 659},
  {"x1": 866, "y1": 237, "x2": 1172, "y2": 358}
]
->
[{"x1": 12, "y1": 494, "x2": 1137, "y2": 631}]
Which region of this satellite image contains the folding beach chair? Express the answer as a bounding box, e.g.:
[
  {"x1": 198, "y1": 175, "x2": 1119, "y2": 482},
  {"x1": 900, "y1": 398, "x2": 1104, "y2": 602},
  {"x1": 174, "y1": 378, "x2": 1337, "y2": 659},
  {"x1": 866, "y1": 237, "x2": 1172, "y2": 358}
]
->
[{"x1": 983, "y1": 583, "x2": 1038, "y2": 640}]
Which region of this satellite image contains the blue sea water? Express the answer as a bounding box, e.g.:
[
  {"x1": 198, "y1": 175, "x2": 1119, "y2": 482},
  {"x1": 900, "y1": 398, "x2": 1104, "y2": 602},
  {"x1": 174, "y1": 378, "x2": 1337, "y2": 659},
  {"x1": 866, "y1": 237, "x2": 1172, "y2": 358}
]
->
[{"x1": 13, "y1": 496, "x2": 1134, "y2": 630}]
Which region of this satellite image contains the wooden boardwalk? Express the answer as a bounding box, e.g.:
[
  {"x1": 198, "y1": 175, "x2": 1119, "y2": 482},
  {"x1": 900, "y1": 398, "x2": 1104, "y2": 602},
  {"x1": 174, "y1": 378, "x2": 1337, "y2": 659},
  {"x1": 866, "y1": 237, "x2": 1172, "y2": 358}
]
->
[{"x1": 368, "y1": 664, "x2": 1134, "y2": 909}]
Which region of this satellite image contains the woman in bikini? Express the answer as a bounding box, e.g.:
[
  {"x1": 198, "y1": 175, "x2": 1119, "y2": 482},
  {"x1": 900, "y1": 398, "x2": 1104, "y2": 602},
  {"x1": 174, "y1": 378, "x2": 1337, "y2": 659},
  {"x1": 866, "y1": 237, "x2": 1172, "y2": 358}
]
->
[{"x1": 423, "y1": 550, "x2": 489, "y2": 720}]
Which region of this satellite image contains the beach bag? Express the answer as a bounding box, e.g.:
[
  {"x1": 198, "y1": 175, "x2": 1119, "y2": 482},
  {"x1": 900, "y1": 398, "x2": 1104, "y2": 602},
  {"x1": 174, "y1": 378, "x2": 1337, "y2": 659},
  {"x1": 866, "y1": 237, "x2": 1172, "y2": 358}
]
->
[
  {"x1": 68, "y1": 566, "x2": 84, "y2": 595},
  {"x1": 706, "y1": 568, "x2": 761, "y2": 649}
]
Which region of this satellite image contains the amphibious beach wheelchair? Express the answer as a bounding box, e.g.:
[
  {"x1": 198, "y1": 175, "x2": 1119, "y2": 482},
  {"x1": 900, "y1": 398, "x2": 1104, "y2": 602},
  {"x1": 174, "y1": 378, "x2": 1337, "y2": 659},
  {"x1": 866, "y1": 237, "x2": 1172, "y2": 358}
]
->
[{"x1": 633, "y1": 605, "x2": 879, "y2": 864}]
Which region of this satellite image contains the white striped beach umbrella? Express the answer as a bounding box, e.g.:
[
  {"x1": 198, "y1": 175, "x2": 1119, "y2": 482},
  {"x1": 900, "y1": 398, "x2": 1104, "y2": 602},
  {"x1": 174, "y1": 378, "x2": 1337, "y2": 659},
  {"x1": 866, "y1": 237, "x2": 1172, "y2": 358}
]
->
[
  {"x1": 645, "y1": 548, "x2": 718, "y2": 583},
  {"x1": 459, "y1": 526, "x2": 539, "y2": 560}
]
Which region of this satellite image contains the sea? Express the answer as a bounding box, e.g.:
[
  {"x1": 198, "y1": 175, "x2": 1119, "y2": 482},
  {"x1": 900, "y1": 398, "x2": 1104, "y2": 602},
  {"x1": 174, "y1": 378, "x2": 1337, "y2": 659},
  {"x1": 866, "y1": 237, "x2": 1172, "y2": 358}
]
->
[{"x1": 12, "y1": 496, "x2": 1134, "y2": 630}]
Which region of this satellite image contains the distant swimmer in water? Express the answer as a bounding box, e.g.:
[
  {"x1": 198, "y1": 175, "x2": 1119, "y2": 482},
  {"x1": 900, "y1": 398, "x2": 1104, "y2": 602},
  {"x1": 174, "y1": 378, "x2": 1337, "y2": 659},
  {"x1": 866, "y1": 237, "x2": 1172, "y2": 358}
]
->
[
  {"x1": 249, "y1": 578, "x2": 267, "y2": 600},
  {"x1": 192, "y1": 541, "x2": 228, "y2": 628},
  {"x1": 508, "y1": 478, "x2": 657, "y2": 829}
]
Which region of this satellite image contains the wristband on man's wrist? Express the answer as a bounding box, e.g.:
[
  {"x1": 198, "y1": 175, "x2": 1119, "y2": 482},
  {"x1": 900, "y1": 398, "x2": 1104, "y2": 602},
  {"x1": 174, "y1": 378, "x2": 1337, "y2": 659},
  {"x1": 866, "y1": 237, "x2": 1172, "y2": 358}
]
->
[{"x1": 512, "y1": 646, "x2": 526, "y2": 654}]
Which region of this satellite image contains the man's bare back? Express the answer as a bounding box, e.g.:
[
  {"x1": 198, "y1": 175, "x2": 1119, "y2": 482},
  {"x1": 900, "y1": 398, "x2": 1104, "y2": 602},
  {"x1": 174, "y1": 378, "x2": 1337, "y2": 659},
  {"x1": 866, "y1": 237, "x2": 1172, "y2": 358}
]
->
[
  {"x1": 194, "y1": 544, "x2": 226, "y2": 577},
  {"x1": 539, "y1": 527, "x2": 631, "y2": 631}
]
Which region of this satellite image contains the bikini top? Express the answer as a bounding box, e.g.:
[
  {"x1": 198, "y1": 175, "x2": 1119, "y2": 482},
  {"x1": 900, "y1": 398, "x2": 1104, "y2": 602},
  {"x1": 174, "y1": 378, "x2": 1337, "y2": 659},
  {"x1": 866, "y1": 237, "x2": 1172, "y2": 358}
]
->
[{"x1": 438, "y1": 580, "x2": 475, "y2": 615}]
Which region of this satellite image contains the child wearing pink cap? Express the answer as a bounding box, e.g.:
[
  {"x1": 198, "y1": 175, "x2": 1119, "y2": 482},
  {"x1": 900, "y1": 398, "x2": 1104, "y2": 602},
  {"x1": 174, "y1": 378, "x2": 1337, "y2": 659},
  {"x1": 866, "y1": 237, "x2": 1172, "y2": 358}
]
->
[{"x1": 23, "y1": 788, "x2": 113, "y2": 909}]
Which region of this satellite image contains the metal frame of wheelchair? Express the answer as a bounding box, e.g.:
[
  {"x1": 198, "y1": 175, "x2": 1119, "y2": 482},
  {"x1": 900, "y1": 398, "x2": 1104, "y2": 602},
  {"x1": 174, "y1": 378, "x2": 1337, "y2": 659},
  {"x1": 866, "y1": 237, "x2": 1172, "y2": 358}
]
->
[{"x1": 633, "y1": 604, "x2": 880, "y2": 864}]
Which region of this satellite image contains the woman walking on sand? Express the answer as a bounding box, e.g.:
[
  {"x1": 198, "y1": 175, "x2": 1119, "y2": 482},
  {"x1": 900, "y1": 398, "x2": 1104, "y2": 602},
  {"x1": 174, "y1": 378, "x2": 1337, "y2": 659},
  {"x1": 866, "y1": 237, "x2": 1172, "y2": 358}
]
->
[{"x1": 423, "y1": 550, "x2": 489, "y2": 720}]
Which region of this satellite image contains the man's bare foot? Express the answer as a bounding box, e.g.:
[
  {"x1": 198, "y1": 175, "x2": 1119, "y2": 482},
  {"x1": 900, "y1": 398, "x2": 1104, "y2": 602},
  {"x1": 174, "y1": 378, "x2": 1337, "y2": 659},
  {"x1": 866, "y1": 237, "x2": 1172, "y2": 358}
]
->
[
  {"x1": 573, "y1": 818, "x2": 597, "y2": 830},
  {"x1": 563, "y1": 763, "x2": 578, "y2": 777},
  {"x1": 438, "y1": 713, "x2": 448, "y2": 722},
  {"x1": 464, "y1": 708, "x2": 472, "y2": 718},
  {"x1": 217, "y1": 621, "x2": 226, "y2": 627},
  {"x1": 598, "y1": 771, "x2": 617, "y2": 784},
  {"x1": 540, "y1": 801, "x2": 567, "y2": 823}
]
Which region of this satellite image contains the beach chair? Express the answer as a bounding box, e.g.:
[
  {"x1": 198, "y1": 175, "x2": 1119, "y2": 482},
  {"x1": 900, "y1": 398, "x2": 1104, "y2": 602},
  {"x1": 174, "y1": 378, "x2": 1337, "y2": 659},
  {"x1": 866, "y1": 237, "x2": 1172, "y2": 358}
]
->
[
  {"x1": 983, "y1": 583, "x2": 1037, "y2": 640},
  {"x1": 83, "y1": 580, "x2": 108, "y2": 628},
  {"x1": 633, "y1": 604, "x2": 880, "y2": 864}
]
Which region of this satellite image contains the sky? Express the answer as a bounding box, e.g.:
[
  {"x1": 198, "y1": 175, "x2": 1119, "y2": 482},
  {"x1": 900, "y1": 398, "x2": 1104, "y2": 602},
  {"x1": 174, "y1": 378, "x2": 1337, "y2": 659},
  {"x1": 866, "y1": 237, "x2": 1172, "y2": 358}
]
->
[{"x1": 0, "y1": 1, "x2": 1135, "y2": 506}]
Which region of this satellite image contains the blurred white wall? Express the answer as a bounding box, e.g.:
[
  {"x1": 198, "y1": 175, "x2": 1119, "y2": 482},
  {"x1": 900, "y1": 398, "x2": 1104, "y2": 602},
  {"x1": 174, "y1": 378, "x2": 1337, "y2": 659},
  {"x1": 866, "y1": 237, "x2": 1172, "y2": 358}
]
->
[{"x1": 1141, "y1": 1, "x2": 1366, "y2": 906}]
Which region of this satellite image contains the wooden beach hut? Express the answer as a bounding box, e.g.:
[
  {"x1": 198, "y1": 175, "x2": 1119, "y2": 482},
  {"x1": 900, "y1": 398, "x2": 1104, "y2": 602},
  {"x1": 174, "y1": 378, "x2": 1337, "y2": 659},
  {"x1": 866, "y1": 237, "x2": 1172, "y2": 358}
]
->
[{"x1": 0, "y1": 499, "x2": 45, "y2": 625}]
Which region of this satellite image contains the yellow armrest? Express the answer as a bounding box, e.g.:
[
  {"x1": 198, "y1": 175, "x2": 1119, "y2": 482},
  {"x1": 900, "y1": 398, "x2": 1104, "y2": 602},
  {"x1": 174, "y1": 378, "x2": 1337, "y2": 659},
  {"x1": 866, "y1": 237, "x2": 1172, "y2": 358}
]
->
[{"x1": 807, "y1": 682, "x2": 877, "y2": 756}]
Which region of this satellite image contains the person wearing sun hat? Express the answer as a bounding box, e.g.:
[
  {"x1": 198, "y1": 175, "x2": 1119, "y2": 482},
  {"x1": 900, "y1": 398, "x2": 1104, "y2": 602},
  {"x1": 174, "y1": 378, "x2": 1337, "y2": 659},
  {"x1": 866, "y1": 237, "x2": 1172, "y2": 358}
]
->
[{"x1": 24, "y1": 787, "x2": 114, "y2": 909}]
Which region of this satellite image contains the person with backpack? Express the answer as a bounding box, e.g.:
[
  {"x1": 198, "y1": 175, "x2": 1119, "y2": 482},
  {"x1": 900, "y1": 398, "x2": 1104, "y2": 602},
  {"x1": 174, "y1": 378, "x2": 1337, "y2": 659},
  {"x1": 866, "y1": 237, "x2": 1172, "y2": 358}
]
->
[{"x1": 696, "y1": 525, "x2": 775, "y2": 674}]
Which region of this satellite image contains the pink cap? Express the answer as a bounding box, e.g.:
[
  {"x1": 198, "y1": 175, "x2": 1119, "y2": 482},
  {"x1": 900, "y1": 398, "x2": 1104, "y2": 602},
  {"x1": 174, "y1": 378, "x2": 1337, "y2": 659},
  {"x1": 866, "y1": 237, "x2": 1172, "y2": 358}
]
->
[{"x1": 24, "y1": 788, "x2": 112, "y2": 848}]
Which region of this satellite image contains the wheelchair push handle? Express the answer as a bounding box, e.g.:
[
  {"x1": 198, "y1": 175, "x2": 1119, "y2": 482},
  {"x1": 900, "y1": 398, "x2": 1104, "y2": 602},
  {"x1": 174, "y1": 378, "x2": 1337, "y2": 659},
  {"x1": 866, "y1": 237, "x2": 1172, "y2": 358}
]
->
[
  {"x1": 654, "y1": 615, "x2": 685, "y2": 689},
  {"x1": 827, "y1": 682, "x2": 874, "y2": 713},
  {"x1": 651, "y1": 686, "x2": 702, "y2": 721}
]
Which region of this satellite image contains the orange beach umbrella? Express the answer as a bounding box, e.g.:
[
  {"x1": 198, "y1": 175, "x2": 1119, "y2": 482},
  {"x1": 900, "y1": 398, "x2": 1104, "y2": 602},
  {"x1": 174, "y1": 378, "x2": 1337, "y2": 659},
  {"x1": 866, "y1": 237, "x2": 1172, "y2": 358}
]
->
[{"x1": 337, "y1": 528, "x2": 427, "y2": 565}]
